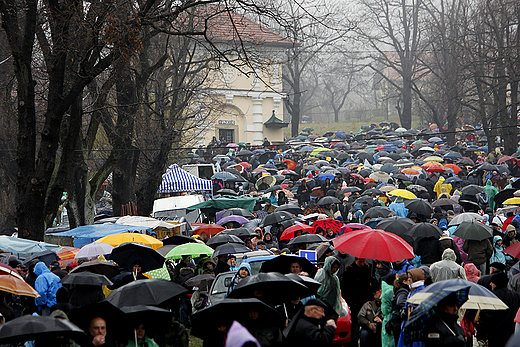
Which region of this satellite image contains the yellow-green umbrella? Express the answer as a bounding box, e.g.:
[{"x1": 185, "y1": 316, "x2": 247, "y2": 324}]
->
[{"x1": 310, "y1": 147, "x2": 331, "y2": 156}]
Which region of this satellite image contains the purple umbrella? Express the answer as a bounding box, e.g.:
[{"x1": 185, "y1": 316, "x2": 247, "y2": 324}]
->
[
  {"x1": 226, "y1": 143, "x2": 239, "y2": 148},
  {"x1": 217, "y1": 215, "x2": 250, "y2": 226},
  {"x1": 216, "y1": 209, "x2": 228, "y2": 223}
]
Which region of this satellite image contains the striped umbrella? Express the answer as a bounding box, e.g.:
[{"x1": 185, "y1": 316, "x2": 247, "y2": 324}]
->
[{"x1": 56, "y1": 246, "x2": 80, "y2": 268}]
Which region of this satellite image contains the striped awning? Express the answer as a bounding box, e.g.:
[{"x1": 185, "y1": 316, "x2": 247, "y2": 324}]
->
[{"x1": 158, "y1": 164, "x2": 213, "y2": 193}]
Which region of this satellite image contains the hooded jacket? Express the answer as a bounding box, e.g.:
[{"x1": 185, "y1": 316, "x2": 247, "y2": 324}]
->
[
  {"x1": 433, "y1": 177, "x2": 452, "y2": 199},
  {"x1": 429, "y1": 249, "x2": 467, "y2": 282},
  {"x1": 315, "y1": 256, "x2": 342, "y2": 316},
  {"x1": 464, "y1": 263, "x2": 480, "y2": 283},
  {"x1": 227, "y1": 262, "x2": 252, "y2": 296},
  {"x1": 490, "y1": 235, "x2": 510, "y2": 265},
  {"x1": 34, "y1": 261, "x2": 62, "y2": 308},
  {"x1": 263, "y1": 231, "x2": 278, "y2": 249},
  {"x1": 484, "y1": 180, "x2": 499, "y2": 210}
]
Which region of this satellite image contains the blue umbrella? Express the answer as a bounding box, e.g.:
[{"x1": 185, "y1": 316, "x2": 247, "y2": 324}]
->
[
  {"x1": 477, "y1": 146, "x2": 488, "y2": 153},
  {"x1": 335, "y1": 131, "x2": 346, "y2": 138},
  {"x1": 404, "y1": 284, "x2": 470, "y2": 344},
  {"x1": 316, "y1": 173, "x2": 336, "y2": 181},
  {"x1": 333, "y1": 142, "x2": 349, "y2": 148},
  {"x1": 383, "y1": 144, "x2": 399, "y2": 152},
  {"x1": 299, "y1": 146, "x2": 315, "y2": 153},
  {"x1": 443, "y1": 151, "x2": 463, "y2": 160},
  {"x1": 444, "y1": 177, "x2": 463, "y2": 184}
]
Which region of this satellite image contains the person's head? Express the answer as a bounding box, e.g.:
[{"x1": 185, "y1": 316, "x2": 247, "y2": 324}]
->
[
  {"x1": 200, "y1": 232, "x2": 210, "y2": 242},
  {"x1": 262, "y1": 177, "x2": 267, "y2": 183},
  {"x1": 326, "y1": 228, "x2": 335, "y2": 237},
  {"x1": 406, "y1": 268, "x2": 425, "y2": 285},
  {"x1": 290, "y1": 261, "x2": 302, "y2": 274},
  {"x1": 437, "y1": 293, "x2": 460, "y2": 316},
  {"x1": 303, "y1": 299, "x2": 327, "y2": 320},
  {"x1": 89, "y1": 317, "x2": 107, "y2": 337},
  {"x1": 490, "y1": 272, "x2": 509, "y2": 290},
  {"x1": 257, "y1": 240, "x2": 266, "y2": 250},
  {"x1": 354, "y1": 257, "x2": 366, "y2": 268},
  {"x1": 264, "y1": 232, "x2": 272, "y2": 242},
  {"x1": 8, "y1": 257, "x2": 23, "y2": 275},
  {"x1": 218, "y1": 254, "x2": 229, "y2": 263},
  {"x1": 489, "y1": 262, "x2": 506, "y2": 274},
  {"x1": 228, "y1": 255, "x2": 236, "y2": 267},
  {"x1": 135, "y1": 323, "x2": 146, "y2": 340},
  {"x1": 132, "y1": 260, "x2": 142, "y2": 275}
]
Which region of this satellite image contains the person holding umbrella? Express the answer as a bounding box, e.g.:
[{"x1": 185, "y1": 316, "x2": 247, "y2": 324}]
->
[{"x1": 126, "y1": 322, "x2": 159, "y2": 347}]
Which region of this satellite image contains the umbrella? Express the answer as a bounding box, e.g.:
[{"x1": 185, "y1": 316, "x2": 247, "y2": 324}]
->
[
  {"x1": 184, "y1": 274, "x2": 215, "y2": 289},
  {"x1": 407, "y1": 278, "x2": 508, "y2": 310},
  {"x1": 432, "y1": 198, "x2": 458, "y2": 208},
  {"x1": 452, "y1": 220, "x2": 493, "y2": 240},
  {"x1": 443, "y1": 164, "x2": 462, "y2": 174},
  {"x1": 369, "y1": 171, "x2": 391, "y2": 182},
  {"x1": 220, "y1": 227, "x2": 255, "y2": 239},
  {"x1": 282, "y1": 159, "x2": 297, "y2": 170},
  {"x1": 237, "y1": 150, "x2": 253, "y2": 157},
  {"x1": 206, "y1": 234, "x2": 244, "y2": 249},
  {"x1": 423, "y1": 156, "x2": 444, "y2": 162},
  {"x1": 448, "y1": 212, "x2": 484, "y2": 226},
  {"x1": 408, "y1": 223, "x2": 443, "y2": 241},
  {"x1": 227, "y1": 273, "x2": 310, "y2": 304},
  {"x1": 504, "y1": 242, "x2": 520, "y2": 258},
  {"x1": 69, "y1": 260, "x2": 120, "y2": 279},
  {"x1": 211, "y1": 171, "x2": 240, "y2": 181},
  {"x1": 461, "y1": 185, "x2": 484, "y2": 195},
  {"x1": 503, "y1": 197, "x2": 520, "y2": 205},
  {"x1": 120, "y1": 305, "x2": 173, "y2": 332},
  {"x1": 260, "y1": 255, "x2": 318, "y2": 277},
  {"x1": 155, "y1": 245, "x2": 177, "y2": 257},
  {"x1": 340, "y1": 186, "x2": 362, "y2": 194},
  {"x1": 217, "y1": 215, "x2": 250, "y2": 227},
  {"x1": 161, "y1": 234, "x2": 200, "y2": 246},
  {"x1": 494, "y1": 188, "x2": 517, "y2": 207},
  {"x1": 0, "y1": 315, "x2": 85, "y2": 344},
  {"x1": 165, "y1": 243, "x2": 214, "y2": 260},
  {"x1": 226, "y1": 143, "x2": 239, "y2": 148},
  {"x1": 106, "y1": 278, "x2": 187, "y2": 307},
  {"x1": 312, "y1": 219, "x2": 342, "y2": 233},
  {"x1": 459, "y1": 199, "x2": 481, "y2": 212},
  {"x1": 478, "y1": 162, "x2": 498, "y2": 171},
  {"x1": 260, "y1": 211, "x2": 294, "y2": 227},
  {"x1": 333, "y1": 229, "x2": 414, "y2": 262},
  {"x1": 221, "y1": 208, "x2": 255, "y2": 219},
  {"x1": 95, "y1": 233, "x2": 163, "y2": 250},
  {"x1": 375, "y1": 216, "x2": 416, "y2": 244},
  {"x1": 192, "y1": 224, "x2": 225, "y2": 236},
  {"x1": 280, "y1": 224, "x2": 314, "y2": 240},
  {"x1": 285, "y1": 273, "x2": 322, "y2": 294},
  {"x1": 110, "y1": 242, "x2": 165, "y2": 273},
  {"x1": 317, "y1": 196, "x2": 341, "y2": 206},
  {"x1": 23, "y1": 250, "x2": 60, "y2": 267},
  {"x1": 316, "y1": 173, "x2": 336, "y2": 181},
  {"x1": 191, "y1": 298, "x2": 285, "y2": 339},
  {"x1": 388, "y1": 189, "x2": 417, "y2": 199},
  {"x1": 364, "y1": 206, "x2": 396, "y2": 220},
  {"x1": 274, "y1": 204, "x2": 304, "y2": 215},
  {"x1": 212, "y1": 243, "x2": 251, "y2": 257},
  {"x1": 0, "y1": 263, "x2": 40, "y2": 297},
  {"x1": 265, "y1": 184, "x2": 283, "y2": 193},
  {"x1": 255, "y1": 175, "x2": 276, "y2": 189},
  {"x1": 56, "y1": 247, "x2": 79, "y2": 268},
  {"x1": 444, "y1": 176, "x2": 463, "y2": 184},
  {"x1": 216, "y1": 188, "x2": 238, "y2": 196},
  {"x1": 60, "y1": 272, "x2": 113, "y2": 286},
  {"x1": 75, "y1": 242, "x2": 114, "y2": 259},
  {"x1": 403, "y1": 285, "x2": 470, "y2": 344},
  {"x1": 404, "y1": 199, "x2": 434, "y2": 216},
  {"x1": 287, "y1": 234, "x2": 328, "y2": 245}
]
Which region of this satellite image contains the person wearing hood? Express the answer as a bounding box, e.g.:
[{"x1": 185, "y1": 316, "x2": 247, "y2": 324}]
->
[
  {"x1": 464, "y1": 263, "x2": 480, "y2": 283},
  {"x1": 34, "y1": 261, "x2": 62, "y2": 316},
  {"x1": 490, "y1": 235, "x2": 511, "y2": 266},
  {"x1": 429, "y1": 249, "x2": 467, "y2": 282},
  {"x1": 315, "y1": 256, "x2": 342, "y2": 316},
  {"x1": 438, "y1": 231, "x2": 463, "y2": 265},
  {"x1": 263, "y1": 231, "x2": 278, "y2": 249},
  {"x1": 374, "y1": 261, "x2": 392, "y2": 284},
  {"x1": 389, "y1": 197, "x2": 409, "y2": 218},
  {"x1": 381, "y1": 274, "x2": 396, "y2": 347},
  {"x1": 227, "y1": 262, "x2": 251, "y2": 296},
  {"x1": 433, "y1": 177, "x2": 452, "y2": 199}
]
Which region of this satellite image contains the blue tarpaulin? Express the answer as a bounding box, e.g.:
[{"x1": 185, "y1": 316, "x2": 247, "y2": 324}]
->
[
  {"x1": 0, "y1": 235, "x2": 61, "y2": 258},
  {"x1": 49, "y1": 224, "x2": 152, "y2": 248}
]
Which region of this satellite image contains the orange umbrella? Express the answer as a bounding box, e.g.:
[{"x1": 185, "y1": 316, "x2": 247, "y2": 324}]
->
[
  {"x1": 421, "y1": 162, "x2": 443, "y2": 170},
  {"x1": 192, "y1": 224, "x2": 225, "y2": 236},
  {"x1": 282, "y1": 159, "x2": 297, "y2": 170},
  {"x1": 0, "y1": 263, "x2": 39, "y2": 297},
  {"x1": 443, "y1": 164, "x2": 461, "y2": 174},
  {"x1": 400, "y1": 168, "x2": 421, "y2": 175}
]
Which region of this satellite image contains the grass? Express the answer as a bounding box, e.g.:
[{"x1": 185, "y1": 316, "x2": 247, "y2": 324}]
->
[{"x1": 189, "y1": 333, "x2": 203, "y2": 347}]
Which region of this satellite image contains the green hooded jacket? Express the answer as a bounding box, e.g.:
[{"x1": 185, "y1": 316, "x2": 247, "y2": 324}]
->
[
  {"x1": 484, "y1": 179, "x2": 498, "y2": 210},
  {"x1": 315, "y1": 256, "x2": 342, "y2": 316}
]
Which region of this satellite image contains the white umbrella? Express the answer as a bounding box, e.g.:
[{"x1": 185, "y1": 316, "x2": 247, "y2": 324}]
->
[
  {"x1": 75, "y1": 242, "x2": 114, "y2": 259},
  {"x1": 448, "y1": 212, "x2": 484, "y2": 227}
]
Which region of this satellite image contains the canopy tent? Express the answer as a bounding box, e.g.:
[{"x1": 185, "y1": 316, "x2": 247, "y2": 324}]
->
[
  {"x1": 158, "y1": 164, "x2": 212, "y2": 193},
  {"x1": 115, "y1": 216, "x2": 184, "y2": 239},
  {"x1": 186, "y1": 196, "x2": 269, "y2": 215},
  {"x1": 47, "y1": 224, "x2": 152, "y2": 248},
  {"x1": 0, "y1": 235, "x2": 61, "y2": 259}
]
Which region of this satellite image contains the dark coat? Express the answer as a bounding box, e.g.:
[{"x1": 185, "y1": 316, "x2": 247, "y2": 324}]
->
[
  {"x1": 463, "y1": 239, "x2": 493, "y2": 266},
  {"x1": 414, "y1": 237, "x2": 441, "y2": 265},
  {"x1": 423, "y1": 310, "x2": 465, "y2": 347},
  {"x1": 214, "y1": 261, "x2": 230, "y2": 276},
  {"x1": 341, "y1": 264, "x2": 377, "y2": 316},
  {"x1": 288, "y1": 315, "x2": 335, "y2": 347},
  {"x1": 478, "y1": 288, "x2": 520, "y2": 347}
]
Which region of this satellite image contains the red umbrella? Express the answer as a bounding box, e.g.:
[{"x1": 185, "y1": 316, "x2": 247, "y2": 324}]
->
[
  {"x1": 239, "y1": 162, "x2": 252, "y2": 169},
  {"x1": 504, "y1": 243, "x2": 520, "y2": 258},
  {"x1": 498, "y1": 156, "x2": 517, "y2": 164},
  {"x1": 340, "y1": 223, "x2": 371, "y2": 233},
  {"x1": 313, "y1": 219, "x2": 342, "y2": 234},
  {"x1": 280, "y1": 224, "x2": 314, "y2": 240},
  {"x1": 282, "y1": 159, "x2": 297, "y2": 170},
  {"x1": 192, "y1": 224, "x2": 225, "y2": 236},
  {"x1": 332, "y1": 229, "x2": 414, "y2": 262},
  {"x1": 424, "y1": 165, "x2": 445, "y2": 173}
]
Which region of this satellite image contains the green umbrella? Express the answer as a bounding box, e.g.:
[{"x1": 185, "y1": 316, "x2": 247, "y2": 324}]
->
[
  {"x1": 165, "y1": 243, "x2": 214, "y2": 260},
  {"x1": 452, "y1": 220, "x2": 493, "y2": 241},
  {"x1": 146, "y1": 264, "x2": 171, "y2": 280}
]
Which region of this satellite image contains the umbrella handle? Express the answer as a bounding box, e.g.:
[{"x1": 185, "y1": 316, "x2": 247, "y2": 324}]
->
[
  {"x1": 135, "y1": 328, "x2": 138, "y2": 347},
  {"x1": 283, "y1": 303, "x2": 288, "y2": 319}
]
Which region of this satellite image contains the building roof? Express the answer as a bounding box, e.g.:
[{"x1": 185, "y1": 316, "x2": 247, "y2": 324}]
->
[
  {"x1": 264, "y1": 111, "x2": 289, "y2": 128},
  {"x1": 205, "y1": 8, "x2": 296, "y2": 48}
]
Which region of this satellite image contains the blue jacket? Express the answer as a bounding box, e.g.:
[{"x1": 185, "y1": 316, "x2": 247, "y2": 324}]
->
[{"x1": 34, "y1": 261, "x2": 62, "y2": 308}]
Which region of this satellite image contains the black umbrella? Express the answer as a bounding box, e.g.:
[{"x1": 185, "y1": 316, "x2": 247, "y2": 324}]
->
[
  {"x1": 459, "y1": 200, "x2": 481, "y2": 212},
  {"x1": 265, "y1": 184, "x2": 283, "y2": 193},
  {"x1": 494, "y1": 188, "x2": 517, "y2": 207},
  {"x1": 60, "y1": 272, "x2": 113, "y2": 286},
  {"x1": 161, "y1": 234, "x2": 199, "y2": 246},
  {"x1": 303, "y1": 165, "x2": 320, "y2": 171},
  {"x1": 120, "y1": 305, "x2": 173, "y2": 331},
  {"x1": 354, "y1": 195, "x2": 375, "y2": 205},
  {"x1": 110, "y1": 242, "x2": 165, "y2": 273},
  {"x1": 375, "y1": 216, "x2": 416, "y2": 239},
  {"x1": 227, "y1": 273, "x2": 310, "y2": 304},
  {"x1": 285, "y1": 273, "x2": 322, "y2": 294},
  {"x1": 380, "y1": 163, "x2": 398, "y2": 173},
  {"x1": 363, "y1": 188, "x2": 383, "y2": 196},
  {"x1": 260, "y1": 211, "x2": 295, "y2": 227},
  {"x1": 477, "y1": 162, "x2": 499, "y2": 172},
  {"x1": 216, "y1": 188, "x2": 238, "y2": 196},
  {"x1": 404, "y1": 199, "x2": 434, "y2": 216},
  {"x1": 317, "y1": 196, "x2": 341, "y2": 206},
  {"x1": 408, "y1": 223, "x2": 443, "y2": 241},
  {"x1": 68, "y1": 300, "x2": 125, "y2": 333},
  {"x1": 220, "y1": 227, "x2": 255, "y2": 240},
  {"x1": 184, "y1": 274, "x2": 215, "y2": 289},
  {"x1": 191, "y1": 298, "x2": 285, "y2": 339},
  {"x1": 221, "y1": 208, "x2": 255, "y2": 219},
  {"x1": 69, "y1": 260, "x2": 120, "y2": 279},
  {"x1": 393, "y1": 173, "x2": 410, "y2": 181},
  {"x1": 452, "y1": 220, "x2": 492, "y2": 241},
  {"x1": 340, "y1": 186, "x2": 362, "y2": 194},
  {"x1": 106, "y1": 279, "x2": 187, "y2": 308},
  {"x1": 259, "y1": 255, "x2": 318, "y2": 277},
  {"x1": 287, "y1": 234, "x2": 328, "y2": 245},
  {"x1": 431, "y1": 198, "x2": 458, "y2": 208},
  {"x1": 23, "y1": 250, "x2": 60, "y2": 267},
  {"x1": 364, "y1": 206, "x2": 396, "y2": 219},
  {"x1": 0, "y1": 315, "x2": 85, "y2": 344},
  {"x1": 237, "y1": 150, "x2": 253, "y2": 157},
  {"x1": 357, "y1": 152, "x2": 374, "y2": 163},
  {"x1": 274, "y1": 204, "x2": 304, "y2": 215},
  {"x1": 461, "y1": 185, "x2": 484, "y2": 195},
  {"x1": 212, "y1": 243, "x2": 251, "y2": 257},
  {"x1": 206, "y1": 234, "x2": 244, "y2": 249},
  {"x1": 156, "y1": 244, "x2": 177, "y2": 257}
]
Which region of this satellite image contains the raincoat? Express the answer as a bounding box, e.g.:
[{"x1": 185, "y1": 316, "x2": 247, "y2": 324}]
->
[
  {"x1": 490, "y1": 235, "x2": 511, "y2": 265},
  {"x1": 34, "y1": 261, "x2": 62, "y2": 309},
  {"x1": 433, "y1": 177, "x2": 452, "y2": 199},
  {"x1": 483, "y1": 180, "x2": 499, "y2": 210},
  {"x1": 381, "y1": 281, "x2": 395, "y2": 347},
  {"x1": 127, "y1": 335, "x2": 159, "y2": 347},
  {"x1": 389, "y1": 200, "x2": 409, "y2": 218},
  {"x1": 464, "y1": 263, "x2": 480, "y2": 283},
  {"x1": 315, "y1": 256, "x2": 342, "y2": 316},
  {"x1": 227, "y1": 262, "x2": 251, "y2": 296},
  {"x1": 429, "y1": 249, "x2": 467, "y2": 282}
]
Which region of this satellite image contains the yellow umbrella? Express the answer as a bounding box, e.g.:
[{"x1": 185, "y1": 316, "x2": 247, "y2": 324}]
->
[
  {"x1": 503, "y1": 197, "x2": 520, "y2": 205},
  {"x1": 423, "y1": 156, "x2": 444, "y2": 162},
  {"x1": 388, "y1": 189, "x2": 417, "y2": 199},
  {"x1": 95, "y1": 233, "x2": 163, "y2": 250}
]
